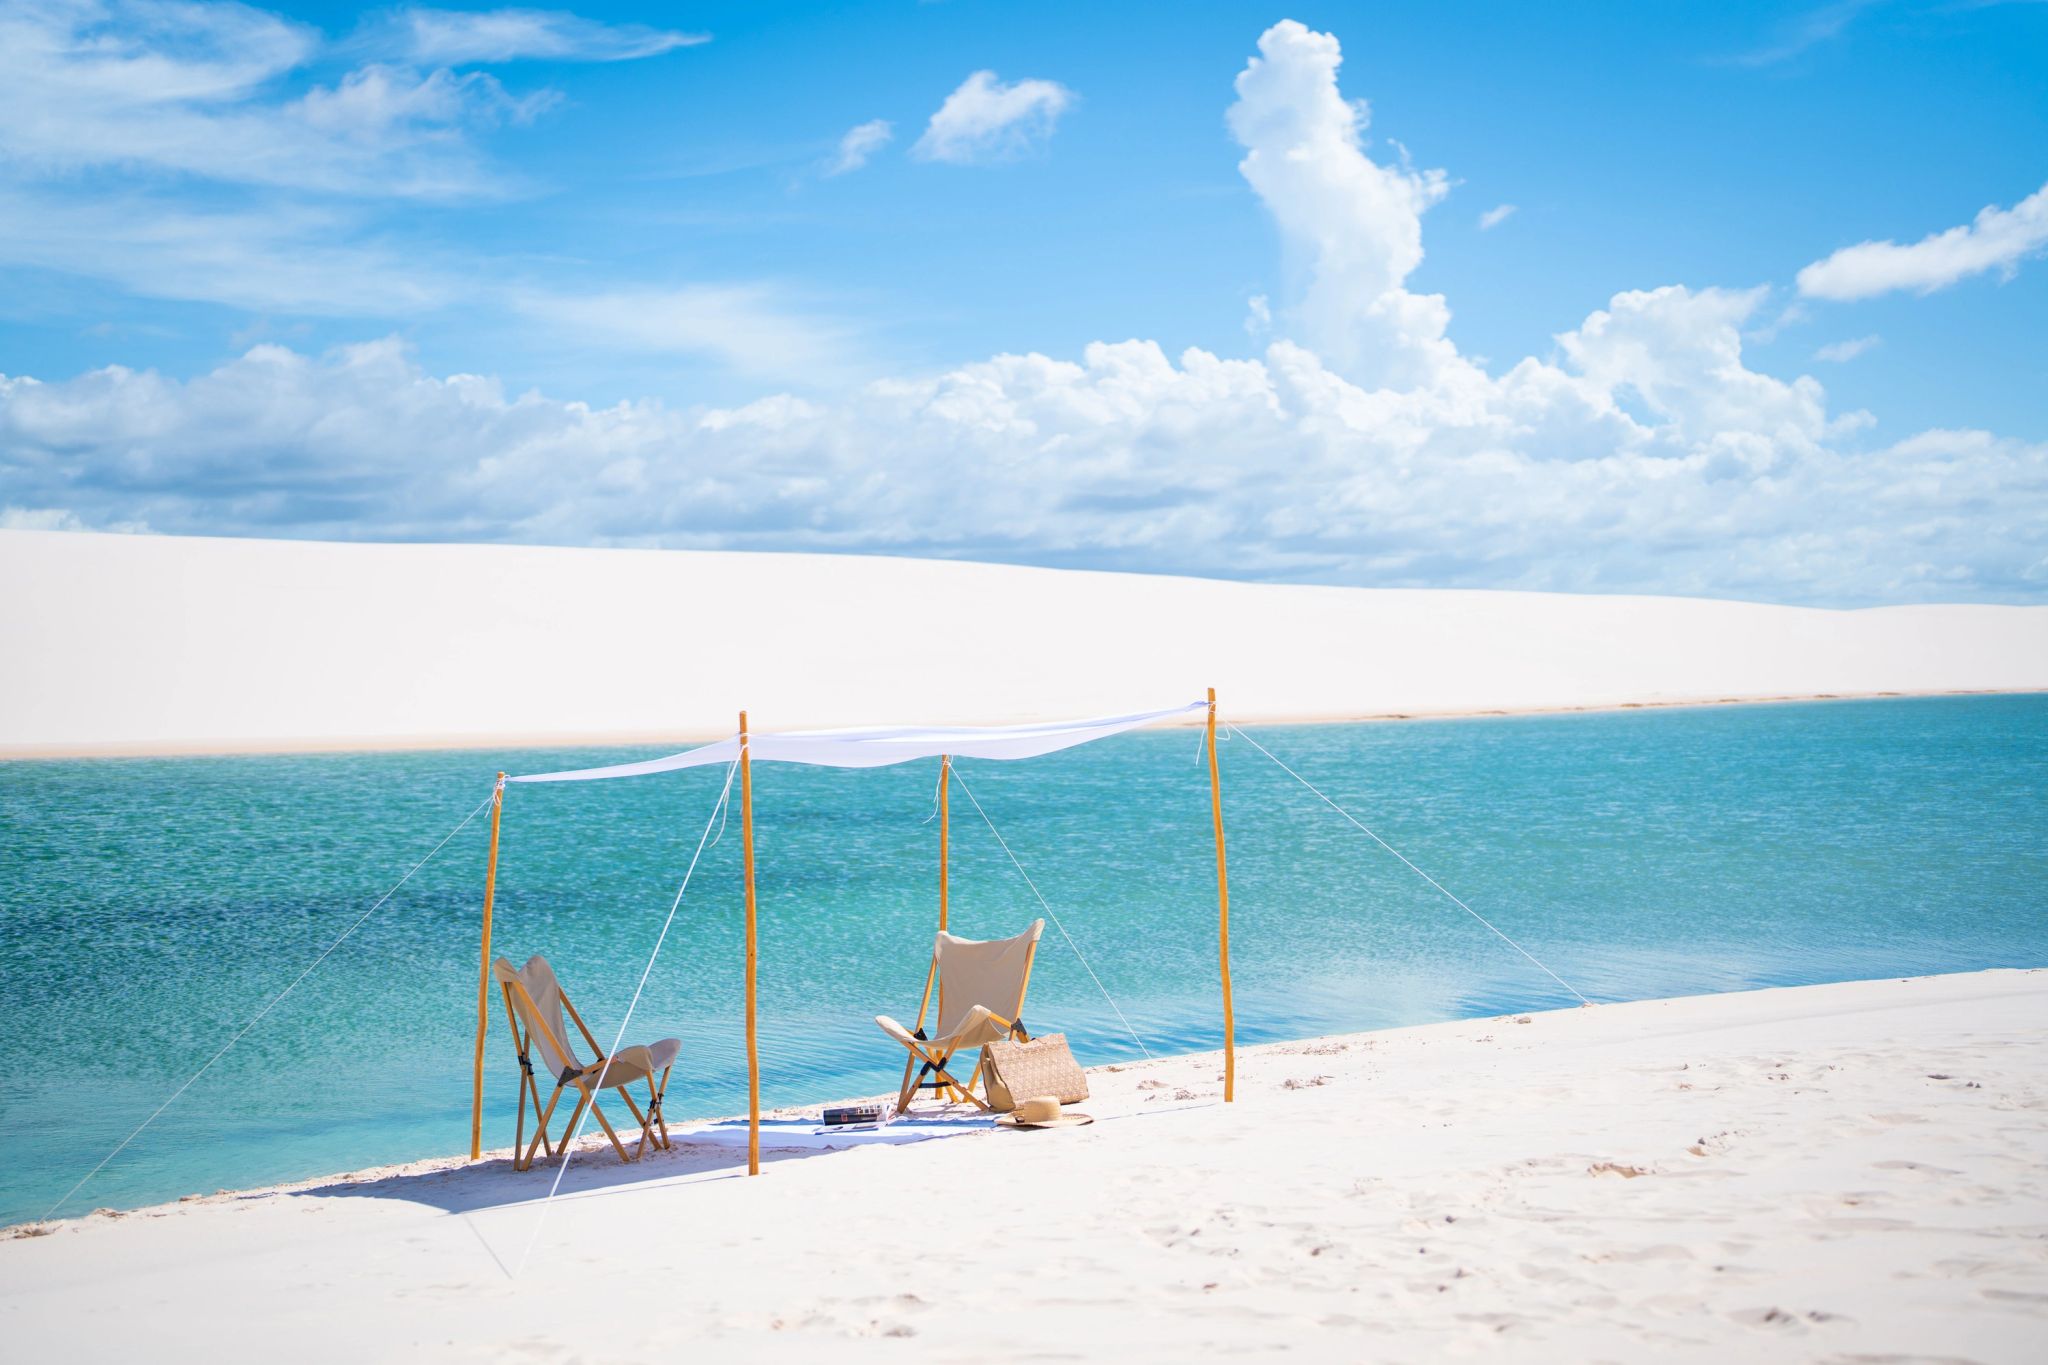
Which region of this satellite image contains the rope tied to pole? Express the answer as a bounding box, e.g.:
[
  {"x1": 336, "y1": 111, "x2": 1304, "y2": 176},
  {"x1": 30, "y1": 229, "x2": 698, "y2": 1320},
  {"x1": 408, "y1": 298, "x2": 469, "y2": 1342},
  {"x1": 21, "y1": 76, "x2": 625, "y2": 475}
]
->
[
  {"x1": 947, "y1": 765, "x2": 1153, "y2": 1061},
  {"x1": 1225, "y1": 723, "x2": 1590, "y2": 1008}
]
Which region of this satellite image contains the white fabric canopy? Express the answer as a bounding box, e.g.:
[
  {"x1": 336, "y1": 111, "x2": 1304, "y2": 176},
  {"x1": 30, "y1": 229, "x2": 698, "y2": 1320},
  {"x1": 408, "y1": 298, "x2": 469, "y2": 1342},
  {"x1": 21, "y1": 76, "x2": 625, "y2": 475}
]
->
[{"x1": 506, "y1": 701, "x2": 1207, "y2": 784}]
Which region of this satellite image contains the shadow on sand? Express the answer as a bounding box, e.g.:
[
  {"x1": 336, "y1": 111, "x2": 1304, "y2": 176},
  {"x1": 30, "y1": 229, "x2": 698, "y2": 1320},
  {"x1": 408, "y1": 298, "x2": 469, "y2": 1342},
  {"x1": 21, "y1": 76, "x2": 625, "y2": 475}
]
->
[{"x1": 285, "y1": 1122, "x2": 984, "y2": 1216}]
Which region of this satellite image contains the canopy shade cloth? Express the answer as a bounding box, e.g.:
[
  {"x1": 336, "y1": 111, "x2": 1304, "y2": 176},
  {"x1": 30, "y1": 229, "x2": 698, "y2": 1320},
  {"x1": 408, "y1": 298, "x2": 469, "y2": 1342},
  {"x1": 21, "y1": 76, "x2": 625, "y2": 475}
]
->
[{"x1": 506, "y1": 701, "x2": 1209, "y2": 783}]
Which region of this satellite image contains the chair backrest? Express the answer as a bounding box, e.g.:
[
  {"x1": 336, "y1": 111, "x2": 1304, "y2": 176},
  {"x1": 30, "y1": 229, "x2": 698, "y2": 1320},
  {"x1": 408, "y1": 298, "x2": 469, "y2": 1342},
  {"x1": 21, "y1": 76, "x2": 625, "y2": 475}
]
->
[
  {"x1": 493, "y1": 954, "x2": 588, "y2": 1079},
  {"x1": 933, "y1": 920, "x2": 1044, "y2": 1038}
]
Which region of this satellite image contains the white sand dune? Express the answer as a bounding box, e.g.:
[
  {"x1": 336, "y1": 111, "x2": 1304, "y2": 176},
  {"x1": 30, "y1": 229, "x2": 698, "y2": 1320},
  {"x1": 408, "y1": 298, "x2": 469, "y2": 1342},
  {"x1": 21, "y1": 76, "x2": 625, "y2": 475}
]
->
[
  {"x1": 3, "y1": 970, "x2": 2042, "y2": 1360},
  {"x1": 2, "y1": 529, "x2": 2045, "y2": 756}
]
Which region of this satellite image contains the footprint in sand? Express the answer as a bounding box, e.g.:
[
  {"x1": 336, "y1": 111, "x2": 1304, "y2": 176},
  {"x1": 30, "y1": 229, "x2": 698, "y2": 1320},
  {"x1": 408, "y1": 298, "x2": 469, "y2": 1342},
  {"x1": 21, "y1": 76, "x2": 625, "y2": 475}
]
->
[
  {"x1": 1872, "y1": 1159, "x2": 1963, "y2": 1177},
  {"x1": 1982, "y1": 1288, "x2": 2048, "y2": 1305},
  {"x1": 1728, "y1": 1306, "x2": 1807, "y2": 1333}
]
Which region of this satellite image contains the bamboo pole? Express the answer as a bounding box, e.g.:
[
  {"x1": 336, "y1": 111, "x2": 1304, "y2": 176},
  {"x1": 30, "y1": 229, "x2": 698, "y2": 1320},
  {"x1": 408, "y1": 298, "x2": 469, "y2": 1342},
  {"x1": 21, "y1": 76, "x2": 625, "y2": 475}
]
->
[
  {"x1": 938, "y1": 754, "x2": 950, "y2": 932},
  {"x1": 1205, "y1": 690, "x2": 1236, "y2": 1103},
  {"x1": 470, "y1": 773, "x2": 505, "y2": 1160},
  {"x1": 936, "y1": 753, "x2": 955, "y2": 1101},
  {"x1": 740, "y1": 711, "x2": 760, "y2": 1176}
]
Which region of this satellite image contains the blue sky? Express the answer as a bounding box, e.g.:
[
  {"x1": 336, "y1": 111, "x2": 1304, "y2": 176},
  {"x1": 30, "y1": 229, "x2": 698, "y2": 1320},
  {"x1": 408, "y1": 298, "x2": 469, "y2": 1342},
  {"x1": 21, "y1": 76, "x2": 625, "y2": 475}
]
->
[{"x1": 1, "y1": 1, "x2": 2045, "y2": 604}]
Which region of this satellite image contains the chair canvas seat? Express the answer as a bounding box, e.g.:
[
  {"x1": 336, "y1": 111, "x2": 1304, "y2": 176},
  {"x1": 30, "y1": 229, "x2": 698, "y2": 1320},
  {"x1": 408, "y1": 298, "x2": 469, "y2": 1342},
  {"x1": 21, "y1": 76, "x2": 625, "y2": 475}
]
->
[
  {"x1": 494, "y1": 954, "x2": 679, "y2": 1170},
  {"x1": 876, "y1": 920, "x2": 1043, "y2": 1112}
]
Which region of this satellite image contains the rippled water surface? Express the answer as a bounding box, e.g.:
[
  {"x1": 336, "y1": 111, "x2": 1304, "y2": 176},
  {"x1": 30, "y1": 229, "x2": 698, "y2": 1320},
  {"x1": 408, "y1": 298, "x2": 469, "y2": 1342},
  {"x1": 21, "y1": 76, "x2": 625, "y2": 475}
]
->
[{"x1": 2, "y1": 695, "x2": 2043, "y2": 1225}]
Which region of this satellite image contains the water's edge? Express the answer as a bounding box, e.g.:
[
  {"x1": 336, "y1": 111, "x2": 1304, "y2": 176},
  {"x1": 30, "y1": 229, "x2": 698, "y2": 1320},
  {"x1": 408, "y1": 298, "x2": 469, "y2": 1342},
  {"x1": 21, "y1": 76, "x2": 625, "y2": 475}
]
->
[{"x1": 15, "y1": 965, "x2": 2039, "y2": 1234}]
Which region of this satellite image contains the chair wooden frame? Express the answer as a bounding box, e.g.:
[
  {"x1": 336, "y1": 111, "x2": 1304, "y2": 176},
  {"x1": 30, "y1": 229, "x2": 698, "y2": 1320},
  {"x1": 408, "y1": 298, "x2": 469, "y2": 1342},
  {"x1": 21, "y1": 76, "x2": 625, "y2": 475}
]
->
[
  {"x1": 888, "y1": 933, "x2": 1039, "y2": 1113},
  {"x1": 498, "y1": 973, "x2": 673, "y2": 1172}
]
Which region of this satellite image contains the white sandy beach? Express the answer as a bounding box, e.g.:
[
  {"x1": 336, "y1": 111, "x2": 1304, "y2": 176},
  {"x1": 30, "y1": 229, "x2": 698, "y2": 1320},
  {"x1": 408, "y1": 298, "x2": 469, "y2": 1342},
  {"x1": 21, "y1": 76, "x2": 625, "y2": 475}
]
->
[
  {"x1": 4, "y1": 969, "x2": 2043, "y2": 1361},
  {"x1": 2, "y1": 529, "x2": 2046, "y2": 756}
]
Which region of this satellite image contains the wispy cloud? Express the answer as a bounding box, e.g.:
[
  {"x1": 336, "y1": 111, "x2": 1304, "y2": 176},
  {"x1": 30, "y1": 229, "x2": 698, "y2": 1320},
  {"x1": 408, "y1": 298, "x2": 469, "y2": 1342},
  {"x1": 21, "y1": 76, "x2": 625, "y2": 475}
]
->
[
  {"x1": 512, "y1": 285, "x2": 867, "y2": 381},
  {"x1": 1798, "y1": 179, "x2": 2048, "y2": 299},
  {"x1": 0, "y1": 186, "x2": 455, "y2": 315},
  {"x1": 1815, "y1": 334, "x2": 1881, "y2": 362},
  {"x1": 1478, "y1": 203, "x2": 1517, "y2": 231},
  {"x1": 0, "y1": 1, "x2": 826, "y2": 383},
  {"x1": 1721, "y1": 0, "x2": 1883, "y2": 67},
  {"x1": 369, "y1": 7, "x2": 709, "y2": 65},
  {"x1": 912, "y1": 71, "x2": 1075, "y2": 164},
  {"x1": 0, "y1": 1, "x2": 537, "y2": 198},
  {"x1": 824, "y1": 119, "x2": 893, "y2": 176}
]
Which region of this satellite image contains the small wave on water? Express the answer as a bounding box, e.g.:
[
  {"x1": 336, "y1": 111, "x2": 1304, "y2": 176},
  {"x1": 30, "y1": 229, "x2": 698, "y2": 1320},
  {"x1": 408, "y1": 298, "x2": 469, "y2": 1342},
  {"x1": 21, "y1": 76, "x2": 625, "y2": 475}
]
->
[{"x1": 1, "y1": 693, "x2": 2042, "y2": 1224}]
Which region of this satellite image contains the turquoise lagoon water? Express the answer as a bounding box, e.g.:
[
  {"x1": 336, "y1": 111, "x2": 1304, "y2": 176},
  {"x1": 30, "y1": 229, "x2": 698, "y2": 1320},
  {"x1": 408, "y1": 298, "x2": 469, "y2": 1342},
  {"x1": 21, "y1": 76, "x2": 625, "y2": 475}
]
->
[{"x1": 1, "y1": 694, "x2": 2043, "y2": 1226}]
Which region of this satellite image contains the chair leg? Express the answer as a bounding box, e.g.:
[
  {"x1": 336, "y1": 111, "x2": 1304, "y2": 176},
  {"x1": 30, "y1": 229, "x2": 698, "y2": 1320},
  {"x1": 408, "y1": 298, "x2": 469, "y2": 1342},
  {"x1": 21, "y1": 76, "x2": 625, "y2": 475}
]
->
[
  {"x1": 932, "y1": 1051, "x2": 975, "y2": 1107},
  {"x1": 896, "y1": 1044, "x2": 992, "y2": 1113},
  {"x1": 502, "y1": 991, "x2": 555, "y2": 1165},
  {"x1": 552, "y1": 1089, "x2": 591, "y2": 1165},
  {"x1": 532, "y1": 1074, "x2": 557, "y2": 1160},
  {"x1": 650, "y1": 1068, "x2": 672, "y2": 1149},
  {"x1": 936, "y1": 1068, "x2": 991, "y2": 1111},
  {"x1": 897, "y1": 1054, "x2": 919, "y2": 1110},
  {"x1": 618, "y1": 1088, "x2": 653, "y2": 1159},
  {"x1": 512, "y1": 1075, "x2": 527, "y2": 1162},
  {"x1": 514, "y1": 1040, "x2": 551, "y2": 1163},
  {"x1": 581, "y1": 1090, "x2": 634, "y2": 1165},
  {"x1": 523, "y1": 1083, "x2": 568, "y2": 1172},
  {"x1": 897, "y1": 1052, "x2": 925, "y2": 1112},
  {"x1": 905, "y1": 1047, "x2": 950, "y2": 1111}
]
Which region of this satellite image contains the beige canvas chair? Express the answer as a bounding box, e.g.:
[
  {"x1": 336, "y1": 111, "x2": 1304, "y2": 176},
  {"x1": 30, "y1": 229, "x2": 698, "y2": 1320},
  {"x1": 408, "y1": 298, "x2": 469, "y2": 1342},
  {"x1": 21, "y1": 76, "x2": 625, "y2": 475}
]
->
[
  {"x1": 494, "y1": 954, "x2": 681, "y2": 1171},
  {"x1": 876, "y1": 919, "x2": 1043, "y2": 1112}
]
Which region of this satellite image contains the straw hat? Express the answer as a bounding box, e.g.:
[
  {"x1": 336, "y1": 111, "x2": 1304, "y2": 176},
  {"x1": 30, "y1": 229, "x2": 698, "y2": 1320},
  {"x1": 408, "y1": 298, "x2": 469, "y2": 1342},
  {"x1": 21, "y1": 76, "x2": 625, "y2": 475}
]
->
[{"x1": 997, "y1": 1096, "x2": 1093, "y2": 1129}]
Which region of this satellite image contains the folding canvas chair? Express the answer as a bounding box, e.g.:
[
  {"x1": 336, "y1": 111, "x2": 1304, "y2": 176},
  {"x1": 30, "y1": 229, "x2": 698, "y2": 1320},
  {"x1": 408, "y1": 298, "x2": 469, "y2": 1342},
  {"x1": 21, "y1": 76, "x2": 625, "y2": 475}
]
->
[
  {"x1": 493, "y1": 954, "x2": 681, "y2": 1171},
  {"x1": 875, "y1": 919, "x2": 1043, "y2": 1112}
]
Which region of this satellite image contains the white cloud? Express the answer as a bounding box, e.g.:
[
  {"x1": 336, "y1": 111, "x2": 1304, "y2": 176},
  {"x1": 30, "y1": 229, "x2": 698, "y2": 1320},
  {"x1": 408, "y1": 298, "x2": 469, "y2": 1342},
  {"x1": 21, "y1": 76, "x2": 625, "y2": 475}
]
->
[
  {"x1": 1797, "y1": 179, "x2": 2048, "y2": 300},
  {"x1": 0, "y1": 506, "x2": 87, "y2": 532},
  {"x1": 297, "y1": 62, "x2": 560, "y2": 134},
  {"x1": 912, "y1": 71, "x2": 1075, "y2": 164},
  {"x1": 1723, "y1": 0, "x2": 1879, "y2": 68},
  {"x1": 1478, "y1": 204, "x2": 1517, "y2": 231},
  {"x1": 0, "y1": 0, "x2": 546, "y2": 198},
  {"x1": 0, "y1": 3, "x2": 848, "y2": 382},
  {"x1": 1557, "y1": 285, "x2": 1828, "y2": 457},
  {"x1": 0, "y1": 185, "x2": 455, "y2": 315},
  {"x1": 1245, "y1": 294, "x2": 1272, "y2": 338},
  {"x1": 0, "y1": 183, "x2": 862, "y2": 381},
  {"x1": 4, "y1": 327, "x2": 2042, "y2": 603},
  {"x1": 512, "y1": 286, "x2": 866, "y2": 381},
  {"x1": 4, "y1": 19, "x2": 2044, "y2": 606},
  {"x1": 0, "y1": 505, "x2": 149, "y2": 534},
  {"x1": 1226, "y1": 19, "x2": 1454, "y2": 387},
  {"x1": 1743, "y1": 299, "x2": 1810, "y2": 345},
  {"x1": 824, "y1": 119, "x2": 893, "y2": 176},
  {"x1": 383, "y1": 8, "x2": 707, "y2": 64},
  {"x1": 1815, "y1": 335, "x2": 1881, "y2": 363}
]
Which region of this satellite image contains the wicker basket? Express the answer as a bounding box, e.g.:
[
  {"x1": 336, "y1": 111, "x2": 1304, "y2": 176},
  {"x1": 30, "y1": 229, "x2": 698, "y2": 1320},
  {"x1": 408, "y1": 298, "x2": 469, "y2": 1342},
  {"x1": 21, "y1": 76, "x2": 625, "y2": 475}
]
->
[{"x1": 983, "y1": 1033, "x2": 1088, "y2": 1112}]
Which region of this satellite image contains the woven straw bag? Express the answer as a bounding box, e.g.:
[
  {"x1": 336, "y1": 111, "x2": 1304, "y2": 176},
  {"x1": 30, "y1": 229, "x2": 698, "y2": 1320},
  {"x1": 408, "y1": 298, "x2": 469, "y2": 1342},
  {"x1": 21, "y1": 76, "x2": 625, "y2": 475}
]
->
[{"x1": 983, "y1": 1033, "x2": 1088, "y2": 1112}]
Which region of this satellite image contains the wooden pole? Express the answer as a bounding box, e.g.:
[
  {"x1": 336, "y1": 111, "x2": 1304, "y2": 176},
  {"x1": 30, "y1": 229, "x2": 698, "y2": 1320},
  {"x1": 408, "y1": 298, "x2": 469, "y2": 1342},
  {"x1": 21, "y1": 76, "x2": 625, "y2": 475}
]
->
[
  {"x1": 1205, "y1": 689, "x2": 1236, "y2": 1103},
  {"x1": 935, "y1": 753, "x2": 951, "y2": 1089},
  {"x1": 740, "y1": 711, "x2": 760, "y2": 1176},
  {"x1": 938, "y1": 754, "x2": 950, "y2": 932},
  {"x1": 470, "y1": 773, "x2": 505, "y2": 1159}
]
